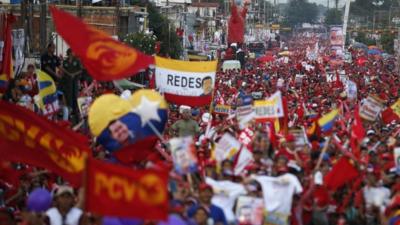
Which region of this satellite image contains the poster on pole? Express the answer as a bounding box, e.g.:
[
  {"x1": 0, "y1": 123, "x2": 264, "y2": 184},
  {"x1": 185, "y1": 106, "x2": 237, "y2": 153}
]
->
[{"x1": 330, "y1": 26, "x2": 344, "y2": 46}]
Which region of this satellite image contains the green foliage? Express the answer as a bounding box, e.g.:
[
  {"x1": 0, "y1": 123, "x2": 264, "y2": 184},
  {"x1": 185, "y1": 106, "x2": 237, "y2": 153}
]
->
[
  {"x1": 381, "y1": 31, "x2": 395, "y2": 54},
  {"x1": 147, "y1": 3, "x2": 182, "y2": 58},
  {"x1": 354, "y1": 32, "x2": 377, "y2": 46},
  {"x1": 285, "y1": 0, "x2": 319, "y2": 27},
  {"x1": 129, "y1": 1, "x2": 183, "y2": 58},
  {"x1": 325, "y1": 9, "x2": 342, "y2": 26},
  {"x1": 123, "y1": 32, "x2": 157, "y2": 55},
  {"x1": 350, "y1": 0, "x2": 393, "y2": 17}
]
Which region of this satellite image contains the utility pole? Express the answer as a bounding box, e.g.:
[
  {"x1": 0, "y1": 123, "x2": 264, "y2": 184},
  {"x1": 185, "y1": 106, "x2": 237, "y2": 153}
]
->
[
  {"x1": 27, "y1": 0, "x2": 33, "y2": 54},
  {"x1": 21, "y1": 0, "x2": 27, "y2": 54},
  {"x1": 114, "y1": 0, "x2": 120, "y2": 38},
  {"x1": 77, "y1": 0, "x2": 83, "y2": 18},
  {"x1": 39, "y1": 0, "x2": 47, "y2": 52},
  {"x1": 343, "y1": 0, "x2": 351, "y2": 48}
]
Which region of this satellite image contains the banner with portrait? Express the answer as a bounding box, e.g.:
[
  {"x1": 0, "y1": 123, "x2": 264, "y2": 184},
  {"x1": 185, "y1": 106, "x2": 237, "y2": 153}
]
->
[{"x1": 154, "y1": 56, "x2": 217, "y2": 106}]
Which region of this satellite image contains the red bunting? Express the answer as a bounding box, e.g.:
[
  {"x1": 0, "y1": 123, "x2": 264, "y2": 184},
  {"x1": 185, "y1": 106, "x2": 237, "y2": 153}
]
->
[{"x1": 50, "y1": 6, "x2": 154, "y2": 81}]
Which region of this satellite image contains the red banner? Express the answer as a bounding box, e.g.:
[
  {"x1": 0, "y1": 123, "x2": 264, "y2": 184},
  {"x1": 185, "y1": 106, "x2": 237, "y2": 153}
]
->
[
  {"x1": 0, "y1": 14, "x2": 15, "y2": 93},
  {"x1": 0, "y1": 101, "x2": 90, "y2": 186},
  {"x1": 50, "y1": 6, "x2": 154, "y2": 81},
  {"x1": 85, "y1": 158, "x2": 168, "y2": 220}
]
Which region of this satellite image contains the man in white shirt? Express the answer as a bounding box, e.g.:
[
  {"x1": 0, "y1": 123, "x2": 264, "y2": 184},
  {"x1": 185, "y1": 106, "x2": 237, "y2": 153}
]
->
[
  {"x1": 253, "y1": 173, "x2": 303, "y2": 225},
  {"x1": 205, "y1": 177, "x2": 247, "y2": 223},
  {"x1": 45, "y1": 186, "x2": 83, "y2": 225}
]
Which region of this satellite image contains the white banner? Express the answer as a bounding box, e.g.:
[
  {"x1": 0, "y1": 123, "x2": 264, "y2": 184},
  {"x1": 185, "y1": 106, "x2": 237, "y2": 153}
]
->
[
  {"x1": 155, "y1": 67, "x2": 215, "y2": 96},
  {"x1": 330, "y1": 26, "x2": 344, "y2": 46},
  {"x1": 170, "y1": 137, "x2": 198, "y2": 175},
  {"x1": 346, "y1": 80, "x2": 357, "y2": 100},
  {"x1": 155, "y1": 56, "x2": 217, "y2": 97},
  {"x1": 253, "y1": 91, "x2": 284, "y2": 120},
  {"x1": 234, "y1": 147, "x2": 254, "y2": 175},
  {"x1": 359, "y1": 96, "x2": 385, "y2": 121},
  {"x1": 235, "y1": 196, "x2": 264, "y2": 225},
  {"x1": 215, "y1": 133, "x2": 241, "y2": 162},
  {"x1": 12, "y1": 29, "x2": 25, "y2": 76}
]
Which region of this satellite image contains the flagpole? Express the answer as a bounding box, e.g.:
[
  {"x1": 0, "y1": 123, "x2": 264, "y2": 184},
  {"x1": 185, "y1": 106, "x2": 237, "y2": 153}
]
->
[{"x1": 314, "y1": 136, "x2": 331, "y2": 172}]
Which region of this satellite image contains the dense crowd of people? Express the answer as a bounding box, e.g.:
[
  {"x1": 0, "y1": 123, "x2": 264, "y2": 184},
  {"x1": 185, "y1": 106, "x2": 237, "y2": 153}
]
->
[{"x1": 0, "y1": 31, "x2": 400, "y2": 225}]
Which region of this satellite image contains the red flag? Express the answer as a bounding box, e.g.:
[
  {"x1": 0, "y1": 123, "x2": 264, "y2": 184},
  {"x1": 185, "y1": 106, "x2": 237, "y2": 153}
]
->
[
  {"x1": 0, "y1": 14, "x2": 15, "y2": 93},
  {"x1": 334, "y1": 71, "x2": 343, "y2": 89},
  {"x1": 85, "y1": 158, "x2": 168, "y2": 220},
  {"x1": 50, "y1": 7, "x2": 154, "y2": 81},
  {"x1": 350, "y1": 106, "x2": 365, "y2": 158},
  {"x1": 324, "y1": 157, "x2": 359, "y2": 191},
  {"x1": 0, "y1": 101, "x2": 90, "y2": 186},
  {"x1": 113, "y1": 136, "x2": 159, "y2": 164},
  {"x1": 381, "y1": 107, "x2": 399, "y2": 124}
]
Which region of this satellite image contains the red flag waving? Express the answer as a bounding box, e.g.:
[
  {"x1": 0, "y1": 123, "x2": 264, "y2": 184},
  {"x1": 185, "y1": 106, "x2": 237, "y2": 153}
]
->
[
  {"x1": 324, "y1": 157, "x2": 359, "y2": 191},
  {"x1": 85, "y1": 158, "x2": 168, "y2": 220},
  {"x1": 350, "y1": 106, "x2": 365, "y2": 158},
  {"x1": 0, "y1": 101, "x2": 90, "y2": 186},
  {"x1": 50, "y1": 6, "x2": 154, "y2": 81}
]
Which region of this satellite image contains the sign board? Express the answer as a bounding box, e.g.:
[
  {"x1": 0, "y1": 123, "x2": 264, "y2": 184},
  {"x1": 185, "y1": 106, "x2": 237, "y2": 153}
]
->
[
  {"x1": 359, "y1": 95, "x2": 385, "y2": 121},
  {"x1": 215, "y1": 133, "x2": 241, "y2": 162},
  {"x1": 235, "y1": 196, "x2": 264, "y2": 225},
  {"x1": 214, "y1": 104, "x2": 231, "y2": 115}
]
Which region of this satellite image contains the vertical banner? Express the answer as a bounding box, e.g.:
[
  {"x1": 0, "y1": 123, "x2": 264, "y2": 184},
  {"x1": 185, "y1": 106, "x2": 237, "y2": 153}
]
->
[
  {"x1": 169, "y1": 137, "x2": 198, "y2": 175},
  {"x1": 330, "y1": 26, "x2": 344, "y2": 46},
  {"x1": 330, "y1": 26, "x2": 344, "y2": 66},
  {"x1": 346, "y1": 80, "x2": 357, "y2": 100},
  {"x1": 12, "y1": 29, "x2": 25, "y2": 77}
]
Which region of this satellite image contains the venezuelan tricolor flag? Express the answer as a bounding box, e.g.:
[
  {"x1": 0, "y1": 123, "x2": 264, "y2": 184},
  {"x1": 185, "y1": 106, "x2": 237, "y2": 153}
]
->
[
  {"x1": 0, "y1": 74, "x2": 7, "y2": 92},
  {"x1": 36, "y1": 70, "x2": 57, "y2": 110},
  {"x1": 318, "y1": 109, "x2": 339, "y2": 133}
]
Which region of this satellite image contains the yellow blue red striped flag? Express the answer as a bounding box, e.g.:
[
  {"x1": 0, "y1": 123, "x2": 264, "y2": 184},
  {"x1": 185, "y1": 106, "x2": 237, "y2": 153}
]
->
[{"x1": 318, "y1": 109, "x2": 339, "y2": 132}]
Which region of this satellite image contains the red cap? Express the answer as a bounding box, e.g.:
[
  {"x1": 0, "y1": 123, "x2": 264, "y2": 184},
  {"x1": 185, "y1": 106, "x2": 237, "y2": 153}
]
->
[{"x1": 198, "y1": 183, "x2": 213, "y2": 192}]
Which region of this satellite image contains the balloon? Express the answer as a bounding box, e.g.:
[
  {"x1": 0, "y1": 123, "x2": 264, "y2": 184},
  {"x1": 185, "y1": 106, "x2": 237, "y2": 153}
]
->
[
  {"x1": 26, "y1": 188, "x2": 52, "y2": 213},
  {"x1": 102, "y1": 217, "x2": 122, "y2": 225},
  {"x1": 88, "y1": 90, "x2": 168, "y2": 154},
  {"x1": 102, "y1": 217, "x2": 142, "y2": 225},
  {"x1": 158, "y1": 214, "x2": 187, "y2": 225},
  {"x1": 119, "y1": 218, "x2": 143, "y2": 225}
]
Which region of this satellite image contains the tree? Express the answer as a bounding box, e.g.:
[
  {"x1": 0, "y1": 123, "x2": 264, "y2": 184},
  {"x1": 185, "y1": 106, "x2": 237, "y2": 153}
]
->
[
  {"x1": 325, "y1": 9, "x2": 343, "y2": 26},
  {"x1": 381, "y1": 31, "x2": 395, "y2": 54},
  {"x1": 285, "y1": 0, "x2": 319, "y2": 27},
  {"x1": 123, "y1": 32, "x2": 157, "y2": 55},
  {"x1": 130, "y1": 0, "x2": 183, "y2": 58},
  {"x1": 350, "y1": 0, "x2": 393, "y2": 17},
  {"x1": 354, "y1": 32, "x2": 377, "y2": 46}
]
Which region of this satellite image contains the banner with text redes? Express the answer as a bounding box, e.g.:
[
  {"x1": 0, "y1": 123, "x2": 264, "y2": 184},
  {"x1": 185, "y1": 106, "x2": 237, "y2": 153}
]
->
[{"x1": 154, "y1": 56, "x2": 217, "y2": 106}]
